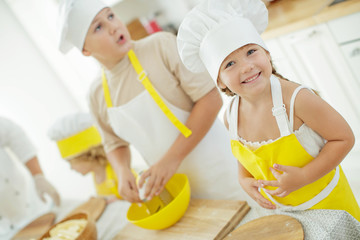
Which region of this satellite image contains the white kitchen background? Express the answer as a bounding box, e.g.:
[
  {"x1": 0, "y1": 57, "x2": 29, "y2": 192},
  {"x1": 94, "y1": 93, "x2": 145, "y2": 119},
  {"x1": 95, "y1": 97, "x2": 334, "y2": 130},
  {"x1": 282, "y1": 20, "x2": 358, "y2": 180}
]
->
[{"x1": 1, "y1": 0, "x2": 359, "y2": 202}]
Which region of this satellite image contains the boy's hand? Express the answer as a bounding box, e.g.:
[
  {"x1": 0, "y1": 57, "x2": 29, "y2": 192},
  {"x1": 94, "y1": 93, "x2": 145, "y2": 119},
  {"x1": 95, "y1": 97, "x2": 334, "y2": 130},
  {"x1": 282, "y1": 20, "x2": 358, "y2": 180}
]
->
[
  {"x1": 138, "y1": 157, "x2": 181, "y2": 201},
  {"x1": 258, "y1": 164, "x2": 307, "y2": 198},
  {"x1": 118, "y1": 168, "x2": 141, "y2": 203},
  {"x1": 240, "y1": 177, "x2": 276, "y2": 209}
]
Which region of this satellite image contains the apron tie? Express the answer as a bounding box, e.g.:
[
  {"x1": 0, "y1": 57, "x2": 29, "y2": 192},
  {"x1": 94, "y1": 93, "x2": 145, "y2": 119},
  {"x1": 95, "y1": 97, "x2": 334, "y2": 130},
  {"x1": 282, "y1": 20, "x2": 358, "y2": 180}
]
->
[{"x1": 261, "y1": 166, "x2": 340, "y2": 211}]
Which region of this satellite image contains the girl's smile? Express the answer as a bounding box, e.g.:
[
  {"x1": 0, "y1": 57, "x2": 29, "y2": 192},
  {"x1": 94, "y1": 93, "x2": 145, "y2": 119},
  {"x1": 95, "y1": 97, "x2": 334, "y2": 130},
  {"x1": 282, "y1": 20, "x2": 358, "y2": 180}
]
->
[{"x1": 242, "y1": 72, "x2": 261, "y2": 84}]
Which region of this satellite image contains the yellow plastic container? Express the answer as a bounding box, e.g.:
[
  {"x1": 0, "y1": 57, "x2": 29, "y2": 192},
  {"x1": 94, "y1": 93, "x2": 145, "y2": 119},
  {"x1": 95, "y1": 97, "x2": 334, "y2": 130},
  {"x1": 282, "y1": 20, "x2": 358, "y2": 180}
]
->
[{"x1": 127, "y1": 173, "x2": 190, "y2": 230}]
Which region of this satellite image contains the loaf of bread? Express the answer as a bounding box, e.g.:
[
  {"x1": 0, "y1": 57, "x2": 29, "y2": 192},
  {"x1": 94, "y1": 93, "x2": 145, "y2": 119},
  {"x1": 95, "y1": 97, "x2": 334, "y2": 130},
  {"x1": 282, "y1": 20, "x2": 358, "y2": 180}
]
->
[{"x1": 43, "y1": 219, "x2": 87, "y2": 240}]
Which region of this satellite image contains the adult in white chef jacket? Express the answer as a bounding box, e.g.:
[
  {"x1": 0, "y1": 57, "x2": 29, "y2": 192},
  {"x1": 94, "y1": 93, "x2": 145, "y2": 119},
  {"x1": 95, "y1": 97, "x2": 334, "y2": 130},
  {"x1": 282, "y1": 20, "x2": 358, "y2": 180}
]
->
[
  {"x1": 57, "y1": 0, "x2": 252, "y2": 204},
  {"x1": 0, "y1": 116, "x2": 60, "y2": 239}
]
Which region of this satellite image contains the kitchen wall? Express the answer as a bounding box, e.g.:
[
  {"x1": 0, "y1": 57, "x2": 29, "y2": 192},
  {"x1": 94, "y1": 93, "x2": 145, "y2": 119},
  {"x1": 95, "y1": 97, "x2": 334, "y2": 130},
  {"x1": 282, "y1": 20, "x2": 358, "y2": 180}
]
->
[
  {"x1": 112, "y1": 0, "x2": 202, "y2": 30},
  {"x1": 0, "y1": 0, "x2": 151, "y2": 201},
  {"x1": 0, "y1": 0, "x2": 96, "y2": 200},
  {"x1": 112, "y1": 0, "x2": 159, "y2": 24}
]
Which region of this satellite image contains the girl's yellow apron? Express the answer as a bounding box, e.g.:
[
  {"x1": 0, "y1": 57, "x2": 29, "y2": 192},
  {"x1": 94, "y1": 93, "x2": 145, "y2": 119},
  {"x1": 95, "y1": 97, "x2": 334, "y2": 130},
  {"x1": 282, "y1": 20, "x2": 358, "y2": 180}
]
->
[
  {"x1": 93, "y1": 163, "x2": 121, "y2": 199},
  {"x1": 229, "y1": 75, "x2": 360, "y2": 221}
]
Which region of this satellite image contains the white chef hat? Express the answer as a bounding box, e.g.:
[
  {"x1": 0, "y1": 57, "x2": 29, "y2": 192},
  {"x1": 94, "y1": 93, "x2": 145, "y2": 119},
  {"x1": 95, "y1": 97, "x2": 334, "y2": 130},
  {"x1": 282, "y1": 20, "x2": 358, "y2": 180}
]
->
[
  {"x1": 57, "y1": 0, "x2": 107, "y2": 53},
  {"x1": 47, "y1": 112, "x2": 102, "y2": 159},
  {"x1": 177, "y1": 0, "x2": 268, "y2": 82}
]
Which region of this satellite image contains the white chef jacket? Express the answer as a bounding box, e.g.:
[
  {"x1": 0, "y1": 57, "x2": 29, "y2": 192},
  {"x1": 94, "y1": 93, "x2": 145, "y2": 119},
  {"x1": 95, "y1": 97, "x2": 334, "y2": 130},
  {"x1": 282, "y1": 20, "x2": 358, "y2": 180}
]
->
[{"x1": 0, "y1": 117, "x2": 50, "y2": 238}]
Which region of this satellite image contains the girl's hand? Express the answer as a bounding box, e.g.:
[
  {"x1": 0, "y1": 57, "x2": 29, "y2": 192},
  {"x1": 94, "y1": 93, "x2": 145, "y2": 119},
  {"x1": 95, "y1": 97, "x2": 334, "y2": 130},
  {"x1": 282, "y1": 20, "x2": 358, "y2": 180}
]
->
[
  {"x1": 118, "y1": 168, "x2": 141, "y2": 203},
  {"x1": 259, "y1": 164, "x2": 307, "y2": 198},
  {"x1": 138, "y1": 157, "x2": 181, "y2": 201},
  {"x1": 240, "y1": 177, "x2": 276, "y2": 209}
]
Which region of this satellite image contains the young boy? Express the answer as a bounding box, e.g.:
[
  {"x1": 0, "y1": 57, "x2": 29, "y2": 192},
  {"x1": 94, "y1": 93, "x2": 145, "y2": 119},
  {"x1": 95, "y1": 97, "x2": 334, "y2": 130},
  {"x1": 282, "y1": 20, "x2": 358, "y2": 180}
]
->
[{"x1": 57, "y1": 0, "x2": 252, "y2": 205}]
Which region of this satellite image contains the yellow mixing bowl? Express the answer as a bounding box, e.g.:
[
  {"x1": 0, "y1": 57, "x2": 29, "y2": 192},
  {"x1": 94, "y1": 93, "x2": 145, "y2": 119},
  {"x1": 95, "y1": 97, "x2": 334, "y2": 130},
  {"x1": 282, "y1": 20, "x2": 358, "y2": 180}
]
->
[{"x1": 127, "y1": 173, "x2": 190, "y2": 230}]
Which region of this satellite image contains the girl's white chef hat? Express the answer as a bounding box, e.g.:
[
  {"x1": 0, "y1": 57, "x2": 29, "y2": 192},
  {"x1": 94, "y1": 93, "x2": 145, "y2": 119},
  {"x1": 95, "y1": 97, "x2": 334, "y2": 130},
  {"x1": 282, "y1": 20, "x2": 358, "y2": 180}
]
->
[
  {"x1": 177, "y1": 0, "x2": 268, "y2": 82},
  {"x1": 47, "y1": 112, "x2": 102, "y2": 159},
  {"x1": 57, "y1": 0, "x2": 107, "y2": 53}
]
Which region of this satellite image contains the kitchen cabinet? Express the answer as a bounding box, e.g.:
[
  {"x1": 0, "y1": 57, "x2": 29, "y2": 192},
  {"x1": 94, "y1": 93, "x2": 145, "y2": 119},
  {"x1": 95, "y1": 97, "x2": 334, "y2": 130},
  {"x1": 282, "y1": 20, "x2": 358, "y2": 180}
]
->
[
  {"x1": 327, "y1": 12, "x2": 360, "y2": 44},
  {"x1": 340, "y1": 41, "x2": 360, "y2": 84},
  {"x1": 327, "y1": 12, "x2": 360, "y2": 90},
  {"x1": 265, "y1": 38, "x2": 301, "y2": 84},
  {"x1": 264, "y1": 21, "x2": 360, "y2": 146},
  {"x1": 127, "y1": 18, "x2": 149, "y2": 40}
]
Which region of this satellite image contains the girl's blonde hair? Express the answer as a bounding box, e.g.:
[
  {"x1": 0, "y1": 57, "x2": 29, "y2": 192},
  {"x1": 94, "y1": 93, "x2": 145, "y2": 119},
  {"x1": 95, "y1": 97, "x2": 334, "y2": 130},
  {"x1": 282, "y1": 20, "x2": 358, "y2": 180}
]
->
[{"x1": 68, "y1": 145, "x2": 107, "y2": 166}]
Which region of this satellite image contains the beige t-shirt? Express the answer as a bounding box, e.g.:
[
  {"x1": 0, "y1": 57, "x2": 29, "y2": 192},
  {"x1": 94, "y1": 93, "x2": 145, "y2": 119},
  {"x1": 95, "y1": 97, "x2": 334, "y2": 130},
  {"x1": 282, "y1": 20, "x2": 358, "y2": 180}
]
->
[{"x1": 88, "y1": 32, "x2": 215, "y2": 152}]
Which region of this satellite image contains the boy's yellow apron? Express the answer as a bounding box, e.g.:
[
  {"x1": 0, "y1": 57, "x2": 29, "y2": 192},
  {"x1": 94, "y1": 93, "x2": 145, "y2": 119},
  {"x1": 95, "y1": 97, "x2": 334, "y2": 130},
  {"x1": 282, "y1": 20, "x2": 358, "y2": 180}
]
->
[
  {"x1": 229, "y1": 75, "x2": 360, "y2": 221},
  {"x1": 99, "y1": 49, "x2": 250, "y2": 201}
]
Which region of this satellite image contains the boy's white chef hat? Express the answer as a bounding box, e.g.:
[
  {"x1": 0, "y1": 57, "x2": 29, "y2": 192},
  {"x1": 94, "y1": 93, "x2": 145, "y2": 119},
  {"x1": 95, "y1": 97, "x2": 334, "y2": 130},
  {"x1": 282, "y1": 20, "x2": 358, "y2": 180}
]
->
[
  {"x1": 177, "y1": 0, "x2": 268, "y2": 82},
  {"x1": 57, "y1": 0, "x2": 107, "y2": 54},
  {"x1": 48, "y1": 112, "x2": 102, "y2": 159}
]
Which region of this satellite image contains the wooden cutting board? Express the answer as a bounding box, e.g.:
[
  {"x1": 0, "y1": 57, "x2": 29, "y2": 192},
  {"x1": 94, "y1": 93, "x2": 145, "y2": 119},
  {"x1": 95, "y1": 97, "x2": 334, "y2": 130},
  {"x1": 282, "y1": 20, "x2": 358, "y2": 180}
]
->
[
  {"x1": 114, "y1": 199, "x2": 250, "y2": 240},
  {"x1": 12, "y1": 197, "x2": 106, "y2": 240},
  {"x1": 64, "y1": 197, "x2": 107, "y2": 221},
  {"x1": 223, "y1": 214, "x2": 304, "y2": 240},
  {"x1": 11, "y1": 212, "x2": 56, "y2": 240}
]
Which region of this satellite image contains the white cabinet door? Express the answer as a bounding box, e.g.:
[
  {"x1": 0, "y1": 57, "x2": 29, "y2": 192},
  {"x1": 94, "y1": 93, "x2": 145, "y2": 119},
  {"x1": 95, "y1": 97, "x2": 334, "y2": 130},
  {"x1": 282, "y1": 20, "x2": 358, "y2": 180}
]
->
[
  {"x1": 277, "y1": 24, "x2": 360, "y2": 143},
  {"x1": 327, "y1": 12, "x2": 360, "y2": 44},
  {"x1": 265, "y1": 38, "x2": 302, "y2": 83},
  {"x1": 340, "y1": 41, "x2": 360, "y2": 84}
]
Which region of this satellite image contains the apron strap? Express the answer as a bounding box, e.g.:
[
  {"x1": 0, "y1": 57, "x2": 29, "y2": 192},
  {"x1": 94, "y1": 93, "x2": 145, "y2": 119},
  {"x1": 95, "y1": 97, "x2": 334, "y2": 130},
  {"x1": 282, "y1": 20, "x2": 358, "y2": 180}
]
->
[
  {"x1": 262, "y1": 166, "x2": 340, "y2": 211},
  {"x1": 102, "y1": 69, "x2": 114, "y2": 108},
  {"x1": 101, "y1": 51, "x2": 192, "y2": 138},
  {"x1": 123, "y1": 49, "x2": 192, "y2": 138},
  {"x1": 228, "y1": 96, "x2": 240, "y2": 140},
  {"x1": 270, "y1": 75, "x2": 291, "y2": 137},
  {"x1": 127, "y1": 49, "x2": 192, "y2": 138},
  {"x1": 289, "y1": 86, "x2": 314, "y2": 132}
]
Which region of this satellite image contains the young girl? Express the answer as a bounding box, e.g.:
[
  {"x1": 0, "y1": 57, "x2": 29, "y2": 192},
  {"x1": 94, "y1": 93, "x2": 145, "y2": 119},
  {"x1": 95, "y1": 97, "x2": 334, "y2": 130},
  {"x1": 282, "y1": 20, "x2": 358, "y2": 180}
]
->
[
  {"x1": 56, "y1": 0, "x2": 251, "y2": 204},
  {"x1": 48, "y1": 112, "x2": 122, "y2": 202},
  {"x1": 177, "y1": 0, "x2": 360, "y2": 221}
]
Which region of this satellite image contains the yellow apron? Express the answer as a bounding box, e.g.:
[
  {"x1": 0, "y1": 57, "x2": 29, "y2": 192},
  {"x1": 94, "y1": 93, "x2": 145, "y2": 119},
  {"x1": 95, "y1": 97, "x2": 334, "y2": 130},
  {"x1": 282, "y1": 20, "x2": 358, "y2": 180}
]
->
[
  {"x1": 100, "y1": 49, "x2": 250, "y2": 200},
  {"x1": 93, "y1": 164, "x2": 139, "y2": 199},
  {"x1": 93, "y1": 163, "x2": 121, "y2": 199},
  {"x1": 230, "y1": 75, "x2": 360, "y2": 221}
]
